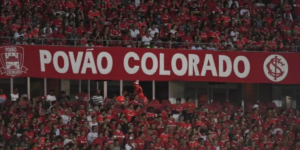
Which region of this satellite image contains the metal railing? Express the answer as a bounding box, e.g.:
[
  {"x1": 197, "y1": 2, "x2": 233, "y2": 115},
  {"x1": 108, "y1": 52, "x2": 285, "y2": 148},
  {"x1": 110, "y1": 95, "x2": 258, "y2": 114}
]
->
[{"x1": 0, "y1": 37, "x2": 298, "y2": 52}]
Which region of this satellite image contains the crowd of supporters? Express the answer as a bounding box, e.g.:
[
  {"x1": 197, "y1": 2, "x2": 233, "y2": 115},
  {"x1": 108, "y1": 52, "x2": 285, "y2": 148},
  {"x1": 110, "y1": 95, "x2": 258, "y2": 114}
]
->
[
  {"x1": 0, "y1": 83, "x2": 300, "y2": 150},
  {"x1": 1, "y1": 0, "x2": 300, "y2": 51}
]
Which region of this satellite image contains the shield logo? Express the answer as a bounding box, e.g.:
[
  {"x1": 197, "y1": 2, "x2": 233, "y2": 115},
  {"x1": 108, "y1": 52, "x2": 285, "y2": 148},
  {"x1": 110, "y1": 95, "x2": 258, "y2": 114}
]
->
[{"x1": 0, "y1": 46, "x2": 28, "y2": 77}]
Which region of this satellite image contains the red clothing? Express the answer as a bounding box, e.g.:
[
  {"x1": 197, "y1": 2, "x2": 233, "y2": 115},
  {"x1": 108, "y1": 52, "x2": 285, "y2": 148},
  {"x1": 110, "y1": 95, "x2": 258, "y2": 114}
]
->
[
  {"x1": 92, "y1": 138, "x2": 103, "y2": 147},
  {"x1": 124, "y1": 109, "x2": 136, "y2": 122},
  {"x1": 134, "y1": 85, "x2": 144, "y2": 98},
  {"x1": 76, "y1": 136, "x2": 88, "y2": 147},
  {"x1": 159, "y1": 133, "x2": 169, "y2": 143},
  {"x1": 182, "y1": 102, "x2": 196, "y2": 113},
  {"x1": 113, "y1": 130, "x2": 124, "y2": 144},
  {"x1": 188, "y1": 141, "x2": 199, "y2": 148},
  {"x1": 134, "y1": 138, "x2": 145, "y2": 150},
  {"x1": 171, "y1": 104, "x2": 183, "y2": 113}
]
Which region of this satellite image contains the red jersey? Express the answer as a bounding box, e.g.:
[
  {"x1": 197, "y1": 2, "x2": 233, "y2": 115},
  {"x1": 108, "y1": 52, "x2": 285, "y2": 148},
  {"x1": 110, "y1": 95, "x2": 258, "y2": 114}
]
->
[
  {"x1": 113, "y1": 130, "x2": 124, "y2": 144},
  {"x1": 171, "y1": 104, "x2": 183, "y2": 113},
  {"x1": 76, "y1": 136, "x2": 88, "y2": 147},
  {"x1": 134, "y1": 85, "x2": 144, "y2": 98},
  {"x1": 134, "y1": 138, "x2": 145, "y2": 150},
  {"x1": 159, "y1": 133, "x2": 169, "y2": 143},
  {"x1": 182, "y1": 102, "x2": 196, "y2": 113},
  {"x1": 188, "y1": 141, "x2": 199, "y2": 148},
  {"x1": 124, "y1": 109, "x2": 136, "y2": 122}
]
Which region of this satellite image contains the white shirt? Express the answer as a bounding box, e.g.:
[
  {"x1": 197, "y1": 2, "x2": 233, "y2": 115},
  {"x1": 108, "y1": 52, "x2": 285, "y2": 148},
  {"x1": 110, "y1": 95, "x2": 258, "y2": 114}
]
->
[
  {"x1": 14, "y1": 32, "x2": 24, "y2": 39},
  {"x1": 10, "y1": 93, "x2": 19, "y2": 101},
  {"x1": 230, "y1": 31, "x2": 239, "y2": 41},
  {"x1": 43, "y1": 27, "x2": 53, "y2": 34},
  {"x1": 228, "y1": 0, "x2": 239, "y2": 8},
  {"x1": 256, "y1": 2, "x2": 265, "y2": 7},
  {"x1": 89, "y1": 122, "x2": 98, "y2": 129},
  {"x1": 46, "y1": 95, "x2": 57, "y2": 102},
  {"x1": 191, "y1": 45, "x2": 202, "y2": 50},
  {"x1": 148, "y1": 28, "x2": 159, "y2": 38},
  {"x1": 135, "y1": 0, "x2": 140, "y2": 6},
  {"x1": 87, "y1": 132, "x2": 98, "y2": 144},
  {"x1": 125, "y1": 144, "x2": 136, "y2": 150},
  {"x1": 63, "y1": 139, "x2": 75, "y2": 146},
  {"x1": 130, "y1": 29, "x2": 140, "y2": 38},
  {"x1": 207, "y1": 46, "x2": 217, "y2": 50},
  {"x1": 142, "y1": 35, "x2": 152, "y2": 45},
  {"x1": 170, "y1": 29, "x2": 177, "y2": 34},
  {"x1": 61, "y1": 114, "x2": 71, "y2": 124},
  {"x1": 240, "y1": 9, "x2": 250, "y2": 17}
]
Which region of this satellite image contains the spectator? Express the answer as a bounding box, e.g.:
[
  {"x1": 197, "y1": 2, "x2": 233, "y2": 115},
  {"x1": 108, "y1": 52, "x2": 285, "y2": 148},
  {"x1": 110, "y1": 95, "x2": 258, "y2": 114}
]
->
[
  {"x1": 125, "y1": 139, "x2": 136, "y2": 150},
  {"x1": 46, "y1": 89, "x2": 57, "y2": 102},
  {"x1": 87, "y1": 126, "x2": 98, "y2": 144},
  {"x1": 191, "y1": 41, "x2": 202, "y2": 50},
  {"x1": 91, "y1": 89, "x2": 104, "y2": 106},
  {"x1": 13, "y1": 28, "x2": 24, "y2": 39},
  {"x1": 148, "y1": 23, "x2": 159, "y2": 38},
  {"x1": 10, "y1": 88, "x2": 19, "y2": 101},
  {"x1": 141, "y1": 30, "x2": 152, "y2": 45},
  {"x1": 0, "y1": 89, "x2": 6, "y2": 102}
]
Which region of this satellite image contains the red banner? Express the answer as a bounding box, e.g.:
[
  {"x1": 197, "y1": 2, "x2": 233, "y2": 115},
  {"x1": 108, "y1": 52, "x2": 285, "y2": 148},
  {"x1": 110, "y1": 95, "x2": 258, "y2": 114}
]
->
[{"x1": 0, "y1": 45, "x2": 298, "y2": 84}]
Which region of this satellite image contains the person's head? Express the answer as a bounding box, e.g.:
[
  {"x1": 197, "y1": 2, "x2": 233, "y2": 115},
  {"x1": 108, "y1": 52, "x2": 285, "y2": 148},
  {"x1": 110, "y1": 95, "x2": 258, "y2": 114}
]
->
[
  {"x1": 114, "y1": 24, "x2": 119, "y2": 30},
  {"x1": 49, "y1": 89, "x2": 54, "y2": 95},
  {"x1": 96, "y1": 89, "x2": 101, "y2": 95},
  {"x1": 134, "y1": 94, "x2": 139, "y2": 101},
  {"x1": 13, "y1": 88, "x2": 18, "y2": 94},
  {"x1": 128, "y1": 103, "x2": 133, "y2": 109},
  {"x1": 176, "y1": 98, "x2": 181, "y2": 104},
  {"x1": 0, "y1": 89, "x2": 3, "y2": 94}
]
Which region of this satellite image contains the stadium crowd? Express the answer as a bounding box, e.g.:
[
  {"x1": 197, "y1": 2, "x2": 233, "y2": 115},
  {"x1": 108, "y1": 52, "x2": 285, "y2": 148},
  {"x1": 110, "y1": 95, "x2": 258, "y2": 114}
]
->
[
  {"x1": 0, "y1": 82, "x2": 299, "y2": 150},
  {"x1": 0, "y1": 0, "x2": 300, "y2": 51}
]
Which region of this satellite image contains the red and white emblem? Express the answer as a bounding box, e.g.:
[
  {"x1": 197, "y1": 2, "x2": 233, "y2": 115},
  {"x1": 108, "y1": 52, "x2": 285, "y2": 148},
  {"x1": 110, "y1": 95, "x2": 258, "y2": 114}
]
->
[
  {"x1": 263, "y1": 54, "x2": 288, "y2": 82},
  {"x1": 0, "y1": 46, "x2": 28, "y2": 77}
]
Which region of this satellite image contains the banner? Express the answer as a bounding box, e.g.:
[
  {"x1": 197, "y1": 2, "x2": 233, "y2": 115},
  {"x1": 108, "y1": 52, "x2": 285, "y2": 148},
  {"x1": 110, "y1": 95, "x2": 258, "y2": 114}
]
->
[{"x1": 0, "y1": 45, "x2": 298, "y2": 84}]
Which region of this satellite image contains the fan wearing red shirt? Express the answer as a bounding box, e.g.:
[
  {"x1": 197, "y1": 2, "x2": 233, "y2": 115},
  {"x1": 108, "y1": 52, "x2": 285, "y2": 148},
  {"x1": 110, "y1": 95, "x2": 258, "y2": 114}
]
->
[
  {"x1": 131, "y1": 95, "x2": 142, "y2": 106},
  {"x1": 182, "y1": 97, "x2": 196, "y2": 114},
  {"x1": 134, "y1": 131, "x2": 146, "y2": 150},
  {"x1": 133, "y1": 82, "x2": 144, "y2": 98},
  {"x1": 111, "y1": 24, "x2": 121, "y2": 39},
  {"x1": 76, "y1": 130, "x2": 88, "y2": 147},
  {"x1": 159, "y1": 128, "x2": 170, "y2": 144},
  {"x1": 88, "y1": 6, "x2": 100, "y2": 20},
  {"x1": 48, "y1": 107, "x2": 58, "y2": 124},
  {"x1": 208, "y1": 25, "x2": 220, "y2": 39},
  {"x1": 164, "y1": 114, "x2": 176, "y2": 129},
  {"x1": 113, "y1": 124, "x2": 125, "y2": 144},
  {"x1": 194, "y1": 115, "x2": 206, "y2": 128},
  {"x1": 188, "y1": 134, "x2": 199, "y2": 149},
  {"x1": 0, "y1": 11, "x2": 12, "y2": 25},
  {"x1": 165, "y1": 137, "x2": 176, "y2": 149},
  {"x1": 65, "y1": 0, "x2": 75, "y2": 10},
  {"x1": 75, "y1": 90, "x2": 89, "y2": 108},
  {"x1": 153, "y1": 138, "x2": 164, "y2": 149},
  {"x1": 177, "y1": 141, "x2": 189, "y2": 150},
  {"x1": 77, "y1": 21, "x2": 87, "y2": 36},
  {"x1": 146, "y1": 108, "x2": 156, "y2": 124},
  {"x1": 171, "y1": 98, "x2": 183, "y2": 114},
  {"x1": 92, "y1": 133, "x2": 103, "y2": 147},
  {"x1": 124, "y1": 104, "x2": 136, "y2": 122},
  {"x1": 105, "y1": 109, "x2": 115, "y2": 122},
  {"x1": 161, "y1": 9, "x2": 171, "y2": 23},
  {"x1": 51, "y1": 13, "x2": 63, "y2": 29}
]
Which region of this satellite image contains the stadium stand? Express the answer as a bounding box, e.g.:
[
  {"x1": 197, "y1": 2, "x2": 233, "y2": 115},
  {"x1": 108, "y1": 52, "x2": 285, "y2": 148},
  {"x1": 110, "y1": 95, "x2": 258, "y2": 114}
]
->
[{"x1": 0, "y1": 0, "x2": 300, "y2": 51}]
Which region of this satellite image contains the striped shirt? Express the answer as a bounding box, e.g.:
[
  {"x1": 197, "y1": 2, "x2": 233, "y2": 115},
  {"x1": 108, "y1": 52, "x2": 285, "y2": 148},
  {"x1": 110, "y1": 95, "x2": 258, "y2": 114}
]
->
[{"x1": 91, "y1": 94, "x2": 104, "y2": 105}]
